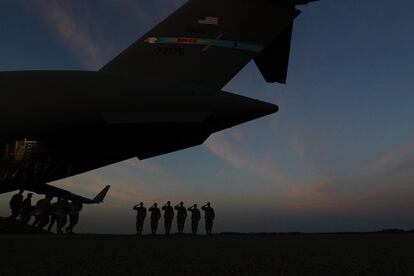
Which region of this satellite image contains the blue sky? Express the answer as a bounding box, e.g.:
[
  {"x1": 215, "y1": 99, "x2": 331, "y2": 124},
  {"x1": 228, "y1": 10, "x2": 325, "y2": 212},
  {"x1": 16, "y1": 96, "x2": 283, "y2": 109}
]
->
[{"x1": 0, "y1": 0, "x2": 414, "y2": 234}]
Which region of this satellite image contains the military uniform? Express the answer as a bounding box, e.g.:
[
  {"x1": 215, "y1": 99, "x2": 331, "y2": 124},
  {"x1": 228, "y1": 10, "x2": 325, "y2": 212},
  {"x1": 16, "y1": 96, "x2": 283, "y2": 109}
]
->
[
  {"x1": 20, "y1": 195, "x2": 33, "y2": 225},
  {"x1": 66, "y1": 200, "x2": 83, "y2": 234},
  {"x1": 133, "y1": 204, "x2": 147, "y2": 235},
  {"x1": 202, "y1": 204, "x2": 215, "y2": 235},
  {"x1": 9, "y1": 192, "x2": 23, "y2": 218},
  {"x1": 162, "y1": 203, "x2": 174, "y2": 235},
  {"x1": 149, "y1": 205, "x2": 161, "y2": 235},
  {"x1": 56, "y1": 199, "x2": 69, "y2": 234},
  {"x1": 188, "y1": 205, "x2": 201, "y2": 235},
  {"x1": 48, "y1": 201, "x2": 59, "y2": 233},
  {"x1": 175, "y1": 203, "x2": 187, "y2": 234},
  {"x1": 32, "y1": 198, "x2": 47, "y2": 227},
  {"x1": 36, "y1": 197, "x2": 52, "y2": 230}
]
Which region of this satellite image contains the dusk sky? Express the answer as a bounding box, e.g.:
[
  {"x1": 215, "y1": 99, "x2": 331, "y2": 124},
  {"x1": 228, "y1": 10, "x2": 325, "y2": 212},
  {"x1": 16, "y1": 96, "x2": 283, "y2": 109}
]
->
[{"x1": 1, "y1": 0, "x2": 414, "y2": 234}]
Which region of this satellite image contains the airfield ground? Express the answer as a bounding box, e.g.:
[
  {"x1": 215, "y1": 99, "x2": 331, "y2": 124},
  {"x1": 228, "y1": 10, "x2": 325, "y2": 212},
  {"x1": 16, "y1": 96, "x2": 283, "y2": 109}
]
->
[{"x1": 1, "y1": 233, "x2": 414, "y2": 275}]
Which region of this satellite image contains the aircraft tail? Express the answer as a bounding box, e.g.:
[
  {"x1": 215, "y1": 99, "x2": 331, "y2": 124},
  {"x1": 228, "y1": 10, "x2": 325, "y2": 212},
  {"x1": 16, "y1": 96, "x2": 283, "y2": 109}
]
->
[{"x1": 100, "y1": 0, "x2": 317, "y2": 89}]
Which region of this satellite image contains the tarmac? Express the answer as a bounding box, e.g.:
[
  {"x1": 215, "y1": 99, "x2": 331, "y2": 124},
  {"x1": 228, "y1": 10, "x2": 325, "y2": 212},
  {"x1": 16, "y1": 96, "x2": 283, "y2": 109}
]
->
[{"x1": 1, "y1": 232, "x2": 414, "y2": 276}]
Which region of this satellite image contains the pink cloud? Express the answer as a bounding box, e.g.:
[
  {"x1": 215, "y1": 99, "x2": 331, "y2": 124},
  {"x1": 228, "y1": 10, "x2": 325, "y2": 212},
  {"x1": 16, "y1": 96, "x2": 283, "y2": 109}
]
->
[
  {"x1": 205, "y1": 131, "x2": 291, "y2": 183},
  {"x1": 355, "y1": 182, "x2": 395, "y2": 202},
  {"x1": 367, "y1": 144, "x2": 414, "y2": 173},
  {"x1": 55, "y1": 172, "x2": 157, "y2": 204},
  {"x1": 290, "y1": 127, "x2": 307, "y2": 158},
  {"x1": 271, "y1": 141, "x2": 414, "y2": 213},
  {"x1": 205, "y1": 132, "x2": 249, "y2": 169},
  {"x1": 31, "y1": 0, "x2": 104, "y2": 68},
  {"x1": 205, "y1": 130, "x2": 343, "y2": 211},
  {"x1": 348, "y1": 143, "x2": 414, "y2": 202}
]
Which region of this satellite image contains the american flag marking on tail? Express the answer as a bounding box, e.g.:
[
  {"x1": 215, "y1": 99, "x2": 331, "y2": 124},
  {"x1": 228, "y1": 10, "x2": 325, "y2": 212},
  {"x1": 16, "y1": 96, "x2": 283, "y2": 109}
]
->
[{"x1": 198, "y1": 16, "x2": 219, "y2": 25}]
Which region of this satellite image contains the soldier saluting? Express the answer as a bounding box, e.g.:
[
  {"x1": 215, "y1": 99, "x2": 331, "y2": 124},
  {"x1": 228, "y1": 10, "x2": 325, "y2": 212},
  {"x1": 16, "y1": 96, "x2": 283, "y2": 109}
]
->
[
  {"x1": 174, "y1": 202, "x2": 187, "y2": 234},
  {"x1": 133, "y1": 202, "x2": 147, "y2": 236},
  {"x1": 149, "y1": 203, "x2": 161, "y2": 235},
  {"x1": 162, "y1": 201, "x2": 174, "y2": 235},
  {"x1": 188, "y1": 204, "x2": 201, "y2": 235},
  {"x1": 201, "y1": 202, "x2": 215, "y2": 235}
]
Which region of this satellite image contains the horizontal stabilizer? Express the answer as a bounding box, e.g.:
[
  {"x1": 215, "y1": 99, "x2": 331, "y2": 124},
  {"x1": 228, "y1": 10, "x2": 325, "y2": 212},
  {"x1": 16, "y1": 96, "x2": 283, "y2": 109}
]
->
[
  {"x1": 93, "y1": 185, "x2": 110, "y2": 203},
  {"x1": 254, "y1": 23, "x2": 294, "y2": 84}
]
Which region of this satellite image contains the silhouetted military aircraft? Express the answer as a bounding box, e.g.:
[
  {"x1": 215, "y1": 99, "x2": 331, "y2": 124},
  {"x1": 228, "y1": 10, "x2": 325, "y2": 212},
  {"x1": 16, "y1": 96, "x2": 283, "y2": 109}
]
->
[{"x1": 0, "y1": 0, "x2": 316, "y2": 201}]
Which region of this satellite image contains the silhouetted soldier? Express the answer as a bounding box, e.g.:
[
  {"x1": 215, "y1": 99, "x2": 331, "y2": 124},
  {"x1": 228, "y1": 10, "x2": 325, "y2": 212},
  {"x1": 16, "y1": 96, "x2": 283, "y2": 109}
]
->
[
  {"x1": 175, "y1": 202, "x2": 187, "y2": 234},
  {"x1": 32, "y1": 198, "x2": 43, "y2": 227},
  {"x1": 48, "y1": 199, "x2": 59, "y2": 233},
  {"x1": 35, "y1": 195, "x2": 53, "y2": 231},
  {"x1": 188, "y1": 204, "x2": 201, "y2": 235},
  {"x1": 202, "y1": 202, "x2": 215, "y2": 235},
  {"x1": 162, "y1": 201, "x2": 174, "y2": 235},
  {"x1": 66, "y1": 199, "x2": 83, "y2": 234},
  {"x1": 149, "y1": 203, "x2": 161, "y2": 235},
  {"x1": 9, "y1": 190, "x2": 23, "y2": 219},
  {"x1": 56, "y1": 197, "x2": 69, "y2": 234},
  {"x1": 32, "y1": 195, "x2": 52, "y2": 228},
  {"x1": 133, "y1": 202, "x2": 147, "y2": 235},
  {"x1": 20, "y1": 193, "x2": 33, "y2": 225}
]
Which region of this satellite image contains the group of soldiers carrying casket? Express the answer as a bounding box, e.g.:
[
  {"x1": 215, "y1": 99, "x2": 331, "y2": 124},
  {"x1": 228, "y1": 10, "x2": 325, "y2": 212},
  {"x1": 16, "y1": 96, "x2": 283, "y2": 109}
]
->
[{"x1": 9, "y1": 190, "x2": 83, "y2": 234}]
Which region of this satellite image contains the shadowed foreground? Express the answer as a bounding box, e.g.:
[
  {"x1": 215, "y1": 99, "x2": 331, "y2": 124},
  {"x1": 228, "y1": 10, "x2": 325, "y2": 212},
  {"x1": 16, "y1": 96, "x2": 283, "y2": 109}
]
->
[{"x1": 1, "y1": 234, "x2": 414, "y2": 275}]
